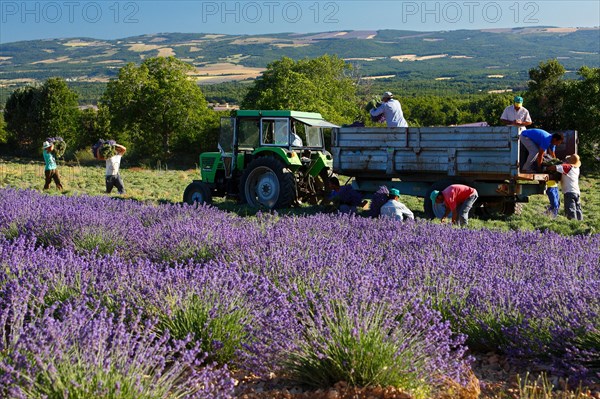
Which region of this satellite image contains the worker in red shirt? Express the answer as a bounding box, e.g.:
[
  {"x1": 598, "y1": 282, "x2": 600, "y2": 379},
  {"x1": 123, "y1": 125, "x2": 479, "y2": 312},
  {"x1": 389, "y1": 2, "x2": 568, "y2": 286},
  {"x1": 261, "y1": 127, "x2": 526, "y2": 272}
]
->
[{"x1": 430, "y1": 184, "x2": 478, "y2": 226}]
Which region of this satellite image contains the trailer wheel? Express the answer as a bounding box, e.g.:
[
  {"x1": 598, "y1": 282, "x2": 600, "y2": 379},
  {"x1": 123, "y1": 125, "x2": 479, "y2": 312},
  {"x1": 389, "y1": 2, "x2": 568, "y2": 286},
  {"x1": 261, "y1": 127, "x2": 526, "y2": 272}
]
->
[
  {"x1": 183, "y1": 182, "x2": 213, "y2": 206},
  {"x1": 240, "y1": 157, "x2": 296, "y2": 209},
  {"x1": 501, "y1": 201, "x2": 523, "y2": 216},
  {"x1": 478, "y1": 200, "x2": 524, "y2": 217},
  {"x1": 424, "y1": 178, "x2": 470, "y2": 219}
]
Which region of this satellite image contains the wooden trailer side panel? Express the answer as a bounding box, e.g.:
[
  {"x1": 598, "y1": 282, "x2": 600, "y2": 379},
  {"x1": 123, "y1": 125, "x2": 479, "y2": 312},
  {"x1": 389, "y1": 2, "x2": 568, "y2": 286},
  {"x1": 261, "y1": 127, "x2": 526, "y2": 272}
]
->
[{"x1": 332, "y1": 126, "x2": 520, "y2": 180}]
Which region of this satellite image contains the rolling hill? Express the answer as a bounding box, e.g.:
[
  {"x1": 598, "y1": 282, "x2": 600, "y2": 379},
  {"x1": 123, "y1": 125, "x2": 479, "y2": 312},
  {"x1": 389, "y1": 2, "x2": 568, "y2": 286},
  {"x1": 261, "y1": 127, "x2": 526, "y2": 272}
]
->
[{"x1": 0, "y1": 26, "x2": 598, "y2": 101}]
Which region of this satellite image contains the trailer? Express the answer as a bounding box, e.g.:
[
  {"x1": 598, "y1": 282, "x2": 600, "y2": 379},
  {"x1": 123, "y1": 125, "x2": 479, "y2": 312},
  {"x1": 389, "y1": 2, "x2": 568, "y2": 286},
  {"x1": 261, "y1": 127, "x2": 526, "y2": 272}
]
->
[{"x1": 331, "y1": 126, "x2": 577, "y2": 217}]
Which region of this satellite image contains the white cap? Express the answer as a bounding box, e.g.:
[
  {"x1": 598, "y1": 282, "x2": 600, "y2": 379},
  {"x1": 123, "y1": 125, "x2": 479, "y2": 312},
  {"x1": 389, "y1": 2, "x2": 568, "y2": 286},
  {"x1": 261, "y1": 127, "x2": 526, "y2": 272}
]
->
[{"x1": 43, "y1": 141, "x2": 51, "y2": 148}]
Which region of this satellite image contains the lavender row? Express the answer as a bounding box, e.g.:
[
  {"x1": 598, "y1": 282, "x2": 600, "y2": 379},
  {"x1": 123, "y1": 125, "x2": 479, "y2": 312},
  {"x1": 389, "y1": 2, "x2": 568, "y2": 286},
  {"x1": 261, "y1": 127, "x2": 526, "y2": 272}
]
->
[
  {"x1": 0, "y1": 236, "x2": 470, "y2": 396},
  {"x1": 1, "y1": 188, "x2": 598, "y2": 384}
]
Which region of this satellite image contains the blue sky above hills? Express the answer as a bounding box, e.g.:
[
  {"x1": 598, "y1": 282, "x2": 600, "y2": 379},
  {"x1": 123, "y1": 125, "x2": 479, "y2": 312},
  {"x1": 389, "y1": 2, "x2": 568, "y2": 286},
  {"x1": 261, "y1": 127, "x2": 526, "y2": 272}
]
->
[{"x1": 1, "y1": 0, "x2": 599, "y2": 43}]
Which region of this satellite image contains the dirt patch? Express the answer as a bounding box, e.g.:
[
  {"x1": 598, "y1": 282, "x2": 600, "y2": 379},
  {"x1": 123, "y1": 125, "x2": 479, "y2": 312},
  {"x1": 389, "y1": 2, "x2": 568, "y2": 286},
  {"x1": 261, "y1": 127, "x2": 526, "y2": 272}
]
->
[
  {"x1": 391, "y1": 54, "x2": 448, "y2": 62},
  {"x1": 272, "y1": 43, "x2": 310, "y2": 48},
  {"x1": 233, "y1": 371, "x2": 480, "y2": 399},
  {"x1": 63, "y1": 40, "x2": 107, "y2": 47},
  {"x1": 190, "y1": 62, "x2": 264, "y2": 82},
  {"x1": 128, "y1": 43, "x2": 161, "y2": 52},
  {"x1": 231, "y1": 37, "x2": 279, "y2": 45},
  {"x1": 363, "y1": 75, "x2": 396, "y2": 80},
  {"x1": 31, "y1": 56, "x2": 71, "y2": 64},
  {"x1": 232, "y1": 354, "x2": 600, "y2": 399},
  {"x1": 157, "y1": 47, "x2": 175, "y2": 57}
]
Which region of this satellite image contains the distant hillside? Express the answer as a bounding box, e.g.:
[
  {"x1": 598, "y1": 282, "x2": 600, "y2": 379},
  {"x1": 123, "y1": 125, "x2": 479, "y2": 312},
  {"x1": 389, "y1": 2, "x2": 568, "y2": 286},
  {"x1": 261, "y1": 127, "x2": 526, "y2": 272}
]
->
[{"x1": 1, "y1": 27, "x2": 598, "y2": 100}]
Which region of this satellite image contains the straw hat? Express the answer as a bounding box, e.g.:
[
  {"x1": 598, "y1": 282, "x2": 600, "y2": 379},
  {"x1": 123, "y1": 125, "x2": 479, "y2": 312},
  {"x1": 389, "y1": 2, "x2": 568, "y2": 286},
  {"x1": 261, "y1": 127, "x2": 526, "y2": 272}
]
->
[{"x1": 565, "y1": 154, "x2": 581, "y2": 168}]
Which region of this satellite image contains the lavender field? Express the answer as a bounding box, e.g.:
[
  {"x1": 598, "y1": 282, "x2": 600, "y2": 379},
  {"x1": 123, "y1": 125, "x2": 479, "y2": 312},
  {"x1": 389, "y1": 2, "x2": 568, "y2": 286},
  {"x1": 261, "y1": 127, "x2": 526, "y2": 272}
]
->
[{"x1": 0, "y1": 187, "x2": 598, "y2": 398}]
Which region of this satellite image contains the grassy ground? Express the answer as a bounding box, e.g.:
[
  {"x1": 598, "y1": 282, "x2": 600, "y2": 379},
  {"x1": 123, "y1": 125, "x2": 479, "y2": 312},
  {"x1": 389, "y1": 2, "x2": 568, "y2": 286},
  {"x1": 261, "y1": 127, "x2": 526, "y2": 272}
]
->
[{"x1": 1, "y1": 156, "x2": 598, "y2": 236}]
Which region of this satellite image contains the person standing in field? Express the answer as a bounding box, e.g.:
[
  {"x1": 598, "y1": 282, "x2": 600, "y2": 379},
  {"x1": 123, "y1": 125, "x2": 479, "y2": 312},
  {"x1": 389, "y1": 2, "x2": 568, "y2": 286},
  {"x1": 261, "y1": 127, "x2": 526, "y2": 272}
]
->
[
  {"x1": 380, "y1": 188, "x2": 414, "y2": 221},
  {"x1": 42, "y1": 141, "x2": 63, "y2": 190},
  {"x1": 370, "y1": 92, "x2": 408, "y2": 128},
  {"x1": 500, "y1": 95, "x2": 532, "y2": 127},
  {"x1": 545, "y1": 179, "x2": 560, "y2": 217},
  {"x1": 519, "y1": 129, "x2": 563, "y2": 173},
  {"x1": 431, "y1": 184, "x2": 478, "y2": 226},
  {"x1": 105, "y1": 144, "x2": 127, "y2": 195},
  {"x1": 546, "y1": 154, "x2": 583, "y2": 220}
]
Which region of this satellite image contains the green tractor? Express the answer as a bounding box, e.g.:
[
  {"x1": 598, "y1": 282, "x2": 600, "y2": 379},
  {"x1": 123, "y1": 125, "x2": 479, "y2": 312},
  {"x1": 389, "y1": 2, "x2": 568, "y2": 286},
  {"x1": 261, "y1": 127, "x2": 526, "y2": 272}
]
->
[{"x1": 183, "y1": 110, "x2": 339, "y2": 209}]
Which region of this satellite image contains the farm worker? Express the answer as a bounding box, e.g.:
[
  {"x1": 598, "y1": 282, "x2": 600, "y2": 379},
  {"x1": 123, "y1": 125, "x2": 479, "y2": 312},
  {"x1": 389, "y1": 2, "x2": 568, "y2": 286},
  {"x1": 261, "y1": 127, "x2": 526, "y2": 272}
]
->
[
  {"x1": 380, "y1": 188, "x2": 414, "y2": 221},
  {"x1": 370, "y1": 91, "x2": 408, "y2": 128},
  {"x1": 42, "y1": 141, "x2": 64, "y2": 191},
  {"x1": 431, "y1": 184, "x2": 478, "y2": 226},
  {"x1": 366, "y1": 186, "x2": 390, "y2": 218},
  {"x1": 545, "y1": 179, "x2": 560, "y2": 217},
  {"x1": 546, "y1": 154, "x2": 583, "y2": 220},
  {"x1": 519, "y1": 129, "x2": 563, "y2": 173},
  {"x1": 290, "y1": 126, "x2": 303, "y2": 147},
  {"x1": 106, "y1": 144, "x2": 127, "y2": 195},
  {"x1": 500, "y1": 95, "x2": 532, "y2": 127},
  {"x1": 326, "y1": 176, "x2": 366, "y2": 214}
]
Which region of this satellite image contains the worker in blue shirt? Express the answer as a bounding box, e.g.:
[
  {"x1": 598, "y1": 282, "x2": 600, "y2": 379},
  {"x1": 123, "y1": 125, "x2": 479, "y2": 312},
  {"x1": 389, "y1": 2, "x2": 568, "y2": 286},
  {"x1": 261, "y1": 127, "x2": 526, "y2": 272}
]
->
[{"x1": 520, "y1": 129, "x2": 563, "y2": 172}]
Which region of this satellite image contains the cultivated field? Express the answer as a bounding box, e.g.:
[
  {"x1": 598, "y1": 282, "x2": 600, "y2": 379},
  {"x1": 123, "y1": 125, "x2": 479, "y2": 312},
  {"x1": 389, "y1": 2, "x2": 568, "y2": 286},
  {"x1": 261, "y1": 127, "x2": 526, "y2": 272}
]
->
[
  {"x1": 1, "y1": 158, "x2": 598, "y2": 236},
  {"x1": 0, "y1": 158, "x2": 599, "y2": 398}
]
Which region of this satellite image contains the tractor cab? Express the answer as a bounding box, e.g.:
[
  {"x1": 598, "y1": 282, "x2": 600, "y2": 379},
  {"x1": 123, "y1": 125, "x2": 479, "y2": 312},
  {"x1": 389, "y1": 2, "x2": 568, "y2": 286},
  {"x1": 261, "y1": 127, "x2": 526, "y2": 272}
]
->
[{"x1": 184, "y1": 110, "x2": 338, "y2": 209}]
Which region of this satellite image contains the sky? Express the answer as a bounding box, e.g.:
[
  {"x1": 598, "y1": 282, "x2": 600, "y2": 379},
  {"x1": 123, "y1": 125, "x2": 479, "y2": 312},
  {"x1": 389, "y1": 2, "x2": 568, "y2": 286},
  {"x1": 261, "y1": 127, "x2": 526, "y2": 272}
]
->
[{"x1": 1, "y1": 0, "x2": 599, "y2": 43}]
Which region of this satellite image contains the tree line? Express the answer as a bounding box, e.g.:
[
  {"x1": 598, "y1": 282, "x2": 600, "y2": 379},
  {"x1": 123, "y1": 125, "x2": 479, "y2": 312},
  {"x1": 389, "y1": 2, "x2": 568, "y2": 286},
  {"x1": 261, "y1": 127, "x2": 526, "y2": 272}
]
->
[{"x1": 1, "y1": 56, "x2": 598, "y2": 167}]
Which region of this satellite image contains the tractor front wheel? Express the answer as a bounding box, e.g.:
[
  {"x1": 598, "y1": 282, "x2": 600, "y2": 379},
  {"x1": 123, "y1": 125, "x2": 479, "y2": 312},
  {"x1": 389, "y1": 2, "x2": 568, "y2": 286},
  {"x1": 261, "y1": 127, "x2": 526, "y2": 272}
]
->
[
  {"x1": 183, "y1": 182, "x2": 213, "y2": 206},
  {"x1": 240, "y1": 157, "x2": 296, "y2": 209}
]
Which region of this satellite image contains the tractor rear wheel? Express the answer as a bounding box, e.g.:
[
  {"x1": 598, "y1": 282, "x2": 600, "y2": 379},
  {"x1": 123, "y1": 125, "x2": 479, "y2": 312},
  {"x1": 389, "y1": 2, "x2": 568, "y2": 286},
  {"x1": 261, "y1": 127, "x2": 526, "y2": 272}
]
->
[
  {"x1": 240, "y1": 157, "x2": 296, "y2": 209},
  {"x1": 183, "y1": 182, "x2": 213, "y2": 206}
]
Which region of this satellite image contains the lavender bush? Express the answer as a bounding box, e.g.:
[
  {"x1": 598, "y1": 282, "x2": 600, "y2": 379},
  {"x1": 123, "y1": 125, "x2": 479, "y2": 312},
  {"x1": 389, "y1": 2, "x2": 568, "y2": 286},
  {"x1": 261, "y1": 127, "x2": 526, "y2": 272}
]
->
[
  {"x1": 1, "y1": 300, "x2": 235, "y2": 398},
  {"x1": 284, "y1": 289, "x2": 469, "y2": 397}
]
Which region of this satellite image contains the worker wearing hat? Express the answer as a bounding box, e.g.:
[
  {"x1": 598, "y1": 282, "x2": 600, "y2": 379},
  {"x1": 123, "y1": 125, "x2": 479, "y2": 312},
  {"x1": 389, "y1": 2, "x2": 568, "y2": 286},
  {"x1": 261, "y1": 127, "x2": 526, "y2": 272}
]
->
[
  {"x1": 380, "y1": 188, "x2": 414, "y2": 221},
  {"x1": 500, "y1": 95, "x2": 532, "y2": 127},
  {"x1": 42, "y1": 140, "x2": 63, "y2": 190},
  {"x1": 369, "y1": 91, "x2": 408, "y2": 128},
  {"x1": 430, "y1": 184, "x2": 478, "y2": 226},
  {"x1": 546, "y1": 154, "x2": 583, "y2": 220}
]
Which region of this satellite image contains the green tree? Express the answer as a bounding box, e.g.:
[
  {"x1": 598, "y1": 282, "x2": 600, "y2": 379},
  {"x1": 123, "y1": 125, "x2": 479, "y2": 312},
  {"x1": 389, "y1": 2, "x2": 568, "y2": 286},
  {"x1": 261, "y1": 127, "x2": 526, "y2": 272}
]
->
[
  {"x1": 4, "y1": 78, "x2": 79, "y2": 153},
  {"x1": 4, "y1": 85, "x2": 40, "y2": 149},
  {"x1": 467, "y1": 93, "x2": 514, "y2": 126},
  {"x1": 102, "y1": 57, "x2": 214, "y2": 161},
  {"x1": 38, "y1": 78, "x2": 79, "y2": 146},
  {"x1": 242, "y1": 55, "x2": 361, "y2": 125},
  {"x1": 0, "y1": 111, "x2": 6, "y2": 144},
  {"x1": 527, "y1": 59, "x2": 568, "y2": 130},
  {"x1": 78, "y1": 106, "x2": 111, "y2": 148},
  {"x1": 564, "y1": 66, "x2": 600, "y2": 160}
]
